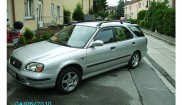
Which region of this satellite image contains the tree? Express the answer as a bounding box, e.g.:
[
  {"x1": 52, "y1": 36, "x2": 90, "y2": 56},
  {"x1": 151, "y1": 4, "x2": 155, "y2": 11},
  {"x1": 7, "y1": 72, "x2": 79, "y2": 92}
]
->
[
  {"x1": 72, "y1": 3, "x2": 84, "y2": 21},
  {"x1": 64, "y1": 9, "x2": 71, "y2": 24},
  {"x1": 93, "y1": 0, "x2": 108, "y2": 19},
  {"x1": 116, "y1": 0, "x2": 124, "y2": 19}
]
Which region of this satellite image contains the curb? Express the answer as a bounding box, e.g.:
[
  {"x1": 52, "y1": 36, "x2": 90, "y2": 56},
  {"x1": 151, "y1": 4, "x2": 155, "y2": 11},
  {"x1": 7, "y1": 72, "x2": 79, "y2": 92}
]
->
[
  {"x1": 145, "y1": 54, "x2": 175, "y2": 88},
  {"x1": 142, "y1": 30, "x2": 175, "y2": 46}
]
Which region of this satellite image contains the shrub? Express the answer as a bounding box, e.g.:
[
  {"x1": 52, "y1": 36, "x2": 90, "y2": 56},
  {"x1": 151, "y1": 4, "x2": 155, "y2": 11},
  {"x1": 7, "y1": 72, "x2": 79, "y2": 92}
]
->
[
  {"x1": 139, "y1": 20, "x2": 145, "y2": 28},
  {"x1": 155, "y1": 9, "x2": 165, "y2": 33},
  {"x1": 64, "y1": 9, "x2": 71, "y2": 24},
  {"x1": 150, "y1": 14, "x2": 156, "y2": 32},
  {"x1": 31, "y1": 35, "x2": 40, "y2": 43},
  {"x1": 127, "y1": 18, "x2": 137, "y2": 24},
  {"x1": 163, "y1": 8, "x2": 175, "y2": 37},
  {"x1": 143, "y1": 1, "x2": 171, "y2": 33},
  {"x1": 42, "y1": 33, "x2": 52, "y2": 40},
  {"x1": 72, "y1": 3, "x2": 84, "y2": 21},
  {"x1": 23, "y1": 28, "x2": 34, "y2": 40},
  {"x1": 137, "y1": 10, "x2": 147, "y2": 24},
  {"x1": 144, "y1": 11, "x2": 150, "y2": 29},
  {"x1": 19, "y1": 35, "x2": 26, "y2": 46},
  {"x1": 41, "y1": 30, "x2": 53, "y2": 40}
]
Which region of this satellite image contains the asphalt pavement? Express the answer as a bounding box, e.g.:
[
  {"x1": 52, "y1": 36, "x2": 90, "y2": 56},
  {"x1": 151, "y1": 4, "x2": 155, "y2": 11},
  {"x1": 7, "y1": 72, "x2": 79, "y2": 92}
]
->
[{"x1": 7, "y1": 60, "x2": 175, "y2": 105}]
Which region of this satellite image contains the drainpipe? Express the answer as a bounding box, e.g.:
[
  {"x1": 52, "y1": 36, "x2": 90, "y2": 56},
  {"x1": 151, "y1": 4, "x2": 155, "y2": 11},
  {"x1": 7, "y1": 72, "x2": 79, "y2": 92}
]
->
[
  {"x1": 82, "y1": 0, "x2": 83, "y2": 10},
  {"x1": 89, "y1": 0, "x2": 90, "y2": 14},
  {"x1": 12, "y1": 0, "x2": 15, "y2": 22},
  {"x1": 173, "y1": 0, "x2": 175, "y2": 8},
  {"x1": 130, "y1": 3, "x2": 131, "y2": 19}
]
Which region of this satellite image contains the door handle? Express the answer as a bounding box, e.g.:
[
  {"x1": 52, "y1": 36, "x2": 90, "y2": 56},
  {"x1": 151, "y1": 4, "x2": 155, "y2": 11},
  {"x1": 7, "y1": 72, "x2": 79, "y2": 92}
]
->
[
  {"x1": 110, "y1": 46, "x2": 116, "y2": 50},
  {"x1": 132, "y1": 42, "x2": 136, "y2": 45}
]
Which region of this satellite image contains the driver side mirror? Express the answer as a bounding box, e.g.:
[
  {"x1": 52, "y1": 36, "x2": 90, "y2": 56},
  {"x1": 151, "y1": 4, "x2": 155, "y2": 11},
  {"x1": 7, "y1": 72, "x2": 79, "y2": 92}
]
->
[{"x1": 89, "y1": 40, "x2": 104, "y2": 47}]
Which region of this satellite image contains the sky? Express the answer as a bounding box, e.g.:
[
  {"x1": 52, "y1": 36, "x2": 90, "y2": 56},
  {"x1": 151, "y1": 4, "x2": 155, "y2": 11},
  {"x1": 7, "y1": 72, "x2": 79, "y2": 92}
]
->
[
  {"x1": 106, "y1": 0, "x2": 131, "y2": 6},
  {"x1": 106, "y1": 0, "x2": 120, "y2": 6}
]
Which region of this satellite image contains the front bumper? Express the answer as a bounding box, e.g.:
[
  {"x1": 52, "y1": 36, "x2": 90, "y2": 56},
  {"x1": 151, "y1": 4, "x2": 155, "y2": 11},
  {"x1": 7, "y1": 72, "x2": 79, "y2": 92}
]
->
[{"x1": 7, "y1": 63, "x2": 57, "y2": 88}]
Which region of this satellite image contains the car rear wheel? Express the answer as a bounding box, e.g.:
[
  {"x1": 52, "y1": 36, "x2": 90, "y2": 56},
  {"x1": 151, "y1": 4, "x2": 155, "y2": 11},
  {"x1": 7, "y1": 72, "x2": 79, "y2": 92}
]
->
[
  {"x1": 128, "y1": 52, "x2": 140, "y2": 69},
  {"x1": 56, "y1": 67, "x2": 81, "y2": 94}
]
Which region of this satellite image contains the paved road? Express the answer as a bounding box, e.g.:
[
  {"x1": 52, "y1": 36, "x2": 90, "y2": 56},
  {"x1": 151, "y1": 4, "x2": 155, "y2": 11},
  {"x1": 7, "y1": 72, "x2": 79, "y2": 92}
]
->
[{"x1": 7, "y1": 59, "x2": 175, "y2": 105}]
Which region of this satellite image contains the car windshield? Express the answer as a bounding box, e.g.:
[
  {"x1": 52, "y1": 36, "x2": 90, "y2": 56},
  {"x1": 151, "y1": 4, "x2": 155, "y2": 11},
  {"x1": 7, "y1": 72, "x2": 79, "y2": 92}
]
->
[{"x1": 48, "y1": 25, "x2": 97, "y2": 48}]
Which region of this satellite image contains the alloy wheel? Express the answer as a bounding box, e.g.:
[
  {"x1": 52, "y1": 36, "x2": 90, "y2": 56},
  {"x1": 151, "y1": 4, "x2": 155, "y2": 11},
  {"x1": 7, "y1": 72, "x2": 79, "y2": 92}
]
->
[
  {"x1": 62, "y1": 72, "x2": 78, "y2": 91},
  {"x1": 132, "y1": 54, "x2": 139, "y2": 67}
]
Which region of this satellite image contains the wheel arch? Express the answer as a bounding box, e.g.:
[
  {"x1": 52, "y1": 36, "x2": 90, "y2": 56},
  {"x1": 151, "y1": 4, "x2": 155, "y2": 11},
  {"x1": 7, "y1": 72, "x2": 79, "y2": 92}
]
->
[{"x1": 56, "y1": 63, "x2": 83, "y2": 83}]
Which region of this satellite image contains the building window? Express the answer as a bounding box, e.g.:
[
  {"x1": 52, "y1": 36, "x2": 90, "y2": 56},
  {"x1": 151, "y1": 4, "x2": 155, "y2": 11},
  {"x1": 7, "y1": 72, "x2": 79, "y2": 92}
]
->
[
  {"x1": 57, "y1": 6, "x2": 60, "y2": 18},
  {"x1": 24, "y1": 0, "x2": 33, "y2": 19},
  {"x1": 139, "y1": 3, "x2": 141, "y2": 8},
  {"x1": 146, "y1": 1, "x2": 149, "y2": 8}
]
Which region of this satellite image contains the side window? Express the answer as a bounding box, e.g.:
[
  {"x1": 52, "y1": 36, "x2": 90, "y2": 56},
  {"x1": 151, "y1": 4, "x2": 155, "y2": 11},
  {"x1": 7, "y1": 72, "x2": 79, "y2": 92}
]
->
[
  {"x1": 114, "y1": 27, "x2": 133, "y2": 41},
  {"x1": 95, "y1": 28, "x2": 114, "y2": 44},
  {"x1": 129, "y1": 26, "x2": 144, "y2": 37}
]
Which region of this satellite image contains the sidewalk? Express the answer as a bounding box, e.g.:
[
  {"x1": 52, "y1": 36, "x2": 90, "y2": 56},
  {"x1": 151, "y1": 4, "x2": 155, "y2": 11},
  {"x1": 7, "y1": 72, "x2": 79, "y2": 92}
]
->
[
  {"x1": 142, "y1": 28, "x2": 175, "y2": 86},
  {"x1": 142, "y1": 28, "x2": 175, "y2": 45}
]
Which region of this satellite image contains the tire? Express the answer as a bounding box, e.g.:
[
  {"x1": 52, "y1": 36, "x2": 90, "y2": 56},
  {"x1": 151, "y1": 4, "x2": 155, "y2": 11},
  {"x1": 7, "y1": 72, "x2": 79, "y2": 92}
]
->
[
  {"x1": 56, "y1": 67, "x2": 81, "y2": 94},
  {"x1": 128, "y1": 52, "x2": 141, "y2": 69}
]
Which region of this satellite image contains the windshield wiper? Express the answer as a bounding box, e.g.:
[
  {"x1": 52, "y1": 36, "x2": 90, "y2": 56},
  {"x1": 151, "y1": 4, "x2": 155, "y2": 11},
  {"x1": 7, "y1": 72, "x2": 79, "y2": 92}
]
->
[{"x1": 55, "y1": 41, "x2": 70, "y2": 47}]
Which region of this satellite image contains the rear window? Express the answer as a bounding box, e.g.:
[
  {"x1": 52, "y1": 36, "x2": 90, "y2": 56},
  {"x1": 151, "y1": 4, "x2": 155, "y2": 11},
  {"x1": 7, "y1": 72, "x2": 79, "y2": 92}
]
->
[{"x1": 128, "y1": 26, "x2": 144, "y2": 37}]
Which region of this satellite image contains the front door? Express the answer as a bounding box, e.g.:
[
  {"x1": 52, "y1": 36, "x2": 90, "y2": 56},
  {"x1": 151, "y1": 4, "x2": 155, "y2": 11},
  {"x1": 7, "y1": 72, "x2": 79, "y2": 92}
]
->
[
  {"x1": 86, "y1": 27, "x2": 116, "y2": 74},
  {"x1": 38, "y1": 1, "x2": 43, "y2": 28}
]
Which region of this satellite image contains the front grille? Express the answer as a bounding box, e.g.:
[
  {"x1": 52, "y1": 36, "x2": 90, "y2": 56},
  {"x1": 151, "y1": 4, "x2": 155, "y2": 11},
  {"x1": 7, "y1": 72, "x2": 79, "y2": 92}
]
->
[{"x1": 10, "y1": 56, "x2": 22, "y2": 69}]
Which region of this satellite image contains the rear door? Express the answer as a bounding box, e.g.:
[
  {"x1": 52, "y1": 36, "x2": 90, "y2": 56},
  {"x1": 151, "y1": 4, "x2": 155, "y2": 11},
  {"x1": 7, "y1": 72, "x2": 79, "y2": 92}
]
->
[{"x1": 111, "y1": 26, "x2": 136, "y2": 65}]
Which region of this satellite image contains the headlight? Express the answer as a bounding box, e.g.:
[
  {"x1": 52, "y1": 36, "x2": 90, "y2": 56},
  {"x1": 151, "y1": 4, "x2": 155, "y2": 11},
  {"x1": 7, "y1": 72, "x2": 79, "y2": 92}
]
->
[{"x1": 25, "y1": 63, "x2": 44, "y2": 72}]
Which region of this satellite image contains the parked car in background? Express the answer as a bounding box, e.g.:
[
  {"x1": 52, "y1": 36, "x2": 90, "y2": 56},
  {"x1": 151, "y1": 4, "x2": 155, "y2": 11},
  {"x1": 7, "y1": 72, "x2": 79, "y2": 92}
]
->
[{"x1": 7, "y1": 21, "x2": 148, "y2": 94}]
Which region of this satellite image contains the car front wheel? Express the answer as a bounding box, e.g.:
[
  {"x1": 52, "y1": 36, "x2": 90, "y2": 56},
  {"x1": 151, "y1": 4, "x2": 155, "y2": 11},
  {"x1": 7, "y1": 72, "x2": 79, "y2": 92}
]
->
[{"x1": 56, "y1": 67, "x2": 81, "y2": 94}]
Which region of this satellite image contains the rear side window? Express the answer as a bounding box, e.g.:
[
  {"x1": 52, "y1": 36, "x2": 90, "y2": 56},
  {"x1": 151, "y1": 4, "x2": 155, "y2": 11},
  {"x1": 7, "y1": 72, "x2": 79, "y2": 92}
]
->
[
  {"x1": 113, "y1": 27, "x2": 133, "y2": 41},
  {"x1": 129, "y1": 26, "x2": 144, "y2": 37}
]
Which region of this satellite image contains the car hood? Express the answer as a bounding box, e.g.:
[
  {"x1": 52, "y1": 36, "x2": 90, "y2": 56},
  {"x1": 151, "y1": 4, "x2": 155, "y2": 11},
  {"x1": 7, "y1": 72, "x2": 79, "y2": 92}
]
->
[{"x1": 11, "y1": 41, "x2": 78, "y2": 63}]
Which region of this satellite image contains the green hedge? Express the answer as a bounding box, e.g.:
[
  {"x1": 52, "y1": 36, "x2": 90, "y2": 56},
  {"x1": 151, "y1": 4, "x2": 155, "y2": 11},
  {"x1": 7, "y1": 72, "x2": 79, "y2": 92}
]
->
[
  {"x1": 139, "y1": 20, "x2": 145, "y2": 27},
  {"x1": 137, "y1": 10, "x2": 147, "y2": 24},
  {"x1": 127, "y1": 18, "x2": 137, "y2": 24},
  {"x1": 163, "y1": 8, "x2": 175, "y2": 37},
  {"x1": 143, "y1": 1, "x2": 175, "y2": 37}
]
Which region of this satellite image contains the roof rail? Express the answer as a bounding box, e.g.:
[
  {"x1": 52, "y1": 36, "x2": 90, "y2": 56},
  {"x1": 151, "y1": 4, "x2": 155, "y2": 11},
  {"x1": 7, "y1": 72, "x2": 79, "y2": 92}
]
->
[{"x1": 96, "y1": 20, "x2": 123, "y2": 27}]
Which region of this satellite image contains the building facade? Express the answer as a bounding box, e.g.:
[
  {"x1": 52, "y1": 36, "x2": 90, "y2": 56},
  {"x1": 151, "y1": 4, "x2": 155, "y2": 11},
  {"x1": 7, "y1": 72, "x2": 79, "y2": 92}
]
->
[
  {"x1": 125, "y1": 0, "x2": 149, "y2": 19},
  {"x1": 7, "y1": 0, "x2": 64, "y2": 32},
  {"x1": 63, "y1": 0, "x2": 93, "y2": 20},
  {"x1": 124, "y1": 0, "x2": 175, "y2": 19}
]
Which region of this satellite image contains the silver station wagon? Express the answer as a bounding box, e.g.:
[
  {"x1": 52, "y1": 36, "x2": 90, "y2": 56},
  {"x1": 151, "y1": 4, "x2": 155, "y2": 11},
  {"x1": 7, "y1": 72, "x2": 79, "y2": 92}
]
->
[{"x1": 8, "y1": 21, "x2": 148, "y2": 93}]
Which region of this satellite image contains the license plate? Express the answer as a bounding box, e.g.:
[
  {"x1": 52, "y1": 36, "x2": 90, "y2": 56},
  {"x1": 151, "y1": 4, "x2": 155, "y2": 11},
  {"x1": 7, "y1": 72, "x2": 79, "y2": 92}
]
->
[{"x1": 7, "y1": 66, "x2": 16, "y2": 78}]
